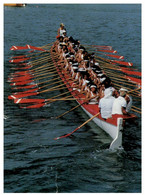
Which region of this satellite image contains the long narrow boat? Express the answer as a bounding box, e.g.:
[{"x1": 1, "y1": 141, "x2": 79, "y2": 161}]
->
[
  {"x1": 50, "y1": 45, "x2": 137, "y2": 150},
  {"x1": 4, "y1": 4, "x2": 26, "y2": 7}
]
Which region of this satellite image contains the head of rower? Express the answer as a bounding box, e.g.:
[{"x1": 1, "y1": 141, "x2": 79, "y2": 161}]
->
[
  {"x1": 60, "y1": 23, "x2": 65, "y2": 30},
  {"x1": 119, "y1": 88, "x2": 128, "y2": 97},
  {"x1": 90, "y1": 85, "x2": 97, "y2": 93}
]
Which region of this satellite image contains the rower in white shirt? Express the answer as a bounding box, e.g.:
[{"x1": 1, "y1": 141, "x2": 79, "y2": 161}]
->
[
  {"x1": 99, "y1": 87, "x2": 115, "y2": 119},
  {"x1": 112, "y1": 88, "x2": 128, "y2": 115}
]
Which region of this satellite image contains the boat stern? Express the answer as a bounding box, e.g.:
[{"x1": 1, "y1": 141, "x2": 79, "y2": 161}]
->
[{"x1": 109, "y1": 118, "x2": 123, "y2": 150}]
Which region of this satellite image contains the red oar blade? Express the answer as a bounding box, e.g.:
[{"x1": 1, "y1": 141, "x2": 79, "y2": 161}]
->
[
  {"x1": 10, "y1": 80, "x2": 33, "y2": 86},
  {"x1": 10, "y1": 46, "x2": 28, "y2": 50},
  {"x1": 14, "y1": 98, "x2": 45, "y2": 104},
  {"x1": 9, "y1": 75, "x2": 33, "y2": 82},
  {"x1": 111, "y1": 60, "x2": 133, "y2": 66},
  {"x1": 15, "y1": 88, "x2": 39, "y2": 95},
  {"x1": 20, "y1": 102, "x2": 46, "y2": 109},
  {"x1": 12, "y1": 84, "x2": 37, "y2": 90},
  {"x1": 11, "y1": 65, "x2": 32, "y2": 70},
  {"x1": 120, "y1": 69, "x2": 141, "y2": 77},
  {"x1": 26, "y1": 45, "x2": 46, "y2": 51},
  {"x1": 9, "y1": 57, "x2": 30, "y2": 63},
  {"x1": 97, "y1": 49, "x2": 117, "y2": 53},
  {"x1": 10, "y1": 71, "x2": 30, "y2": 76},
  {"x1": 126, "y1": 76, "x2": 141, "y2": 85},
  {"x1": 106, "y1": 54, "x2": 124, "y2": 59},
  {"x1": 8, "y1": 92, "x2": 38, "y2": 99}
]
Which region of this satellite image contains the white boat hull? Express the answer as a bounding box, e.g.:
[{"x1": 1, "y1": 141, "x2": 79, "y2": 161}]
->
[{"x1": 81, "y1": 105, "x2": 123, "y2": 150}]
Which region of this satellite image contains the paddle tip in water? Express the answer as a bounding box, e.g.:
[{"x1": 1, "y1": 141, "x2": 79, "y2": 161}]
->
[{"x1": 54, "y1": 137, "x2": 60, "y2": 140}]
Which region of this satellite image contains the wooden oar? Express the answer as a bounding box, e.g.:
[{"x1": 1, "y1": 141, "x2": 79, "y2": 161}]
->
[
  {"x1": 132, "y1": 105, "x2": 141, "y2": 111},
  {"x1": 95, "y1": 55, "x2": 133, "y2": 66},
  {"x1": 95, "y1": 54, "x2": 124, "y2": 60},
  {"x1": 83, "y1": 44, "x2": 113, "y2": 50},
  {"x1": 54, "y1": 112, "x2": 100, "y2": 140},
  {"x1": 10, "y1": 53, "x2": 50, "y2": 63},
  {"x1": 10, "y1": 62, "x2": 55, "y2": 76},
  {"x1": 55, "y1": 95, "x2": 96, "y2": 119},
  {"x1": 104, "y1": 69, "x2": 141, "y2": 85},
  {"x1": 102, "y1": 65, "x2": 141, "y2": 77},
  {"x1": 39, "y1": 42, "x2": 53, "y2": 48},
  {"x1": 12, "y1": 77, "x2": 61, "y2": 90},
  {"x1": 9, "y1": 68, "x2": 58, "y2": 82},
  {"x1": 19, "y1": 90, "x2": 76, "y2": 109},
  {"x1": 131, "y1": 108, "x2": 141, "y2": 114}
]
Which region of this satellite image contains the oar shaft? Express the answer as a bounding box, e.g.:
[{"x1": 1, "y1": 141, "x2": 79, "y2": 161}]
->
[
  {"x1": 131, "y1": 108, "x2": 141, "y2": 114},
  {"x1": 132, "y1": 105, "x2": 141, "y2": 111},
  {"x1": 55, "y1": 112, "x2": 100, "y2": 140}
]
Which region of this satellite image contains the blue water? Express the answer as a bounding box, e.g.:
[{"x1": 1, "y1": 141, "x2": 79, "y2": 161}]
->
[{"x1": 4, "y1": 4, "x2": 141, "y2": 193}]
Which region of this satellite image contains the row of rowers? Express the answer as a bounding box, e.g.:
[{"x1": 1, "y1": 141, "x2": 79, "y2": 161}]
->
[
  {"x1": 52, "y1": 25, "x2": 132, "y2": 119},
  {"x1": 53, "y1": 34, "x2": 114, "y2": 101}
]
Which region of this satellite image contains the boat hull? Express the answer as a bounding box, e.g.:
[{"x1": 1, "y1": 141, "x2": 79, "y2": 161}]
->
[
  {"x1": 50, "y1": 45, "x2": 136, "y2": 149},
  {"x1": 81, "y1": 105, "x2": 123, "y2": 149}
]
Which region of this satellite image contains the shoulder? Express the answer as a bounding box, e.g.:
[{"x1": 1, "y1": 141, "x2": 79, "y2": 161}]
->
[{"x1": 99, "y1": 97, "x2": 105, "y2": 104}]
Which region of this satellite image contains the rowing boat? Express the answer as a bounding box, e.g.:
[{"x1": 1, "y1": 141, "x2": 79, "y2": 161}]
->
[
  {"x1": 7, "y1": 40, "x2": 140, "y2": 149},
  {"x1": 50, "y1": 45, "x2": 137, "y2": 150},
  {"x1": 4, "y1": 3, "x2": 26, "y2": 7}
]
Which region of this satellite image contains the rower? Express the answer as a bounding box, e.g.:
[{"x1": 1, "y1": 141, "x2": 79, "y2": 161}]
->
[
  {"x1": 98, "y1": 83, "x2": 105, "y2": 99},
  {"x1": 76, "y1": 46, "x2": 85, "y2": 62},
  {"x1": 112, "y1": 88, "x2": 128, "y2": 115},
  {"x1": 86, "y1": 85, "x2": 98, "y2": 104},
  {"x1": 99, "y1": 87, "x2": 115, "y2": 119},
  {"x1": 79, "y1": 71, "x2": 90, "y2": 92},
  {"x1": 57, "y1": 23, "x2": 66, "y2": 36}
]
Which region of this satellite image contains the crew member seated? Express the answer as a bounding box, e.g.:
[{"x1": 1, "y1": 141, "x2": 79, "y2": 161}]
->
[
  {"x1": 86, "y1": 84, "x2": 98, "y2": 104},
  {"x1": 112, "y1": 88, "x2": 128, "y2": 115},
  {"x1": 99, "y1": 87, "x2": 115, "y2": 119},
  {"x1": 57, "y1": 23, "x2": 67, "y2": 37}
]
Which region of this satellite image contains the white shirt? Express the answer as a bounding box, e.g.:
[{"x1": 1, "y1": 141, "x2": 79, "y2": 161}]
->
[
  {"x1": 99, "y1": 96, "x2": 115, "y2": 119},
  {"x1": 112, "y1": 96, "x2": 127, "y2": 115}
]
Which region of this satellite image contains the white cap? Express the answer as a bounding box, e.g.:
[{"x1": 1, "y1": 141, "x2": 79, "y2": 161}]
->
[
  {"x1": 119, "y1": 88, "x2": 128, "y2": 92},
  {"x1": 90, "y1": 85, "x2": 97, "y2": 88},
  {"x1": 98, "y1": 73, "x2": 104, "y2": 77},
  {"x1": 72, "y1": 67, "x2": 78, "y2": 70},
  {"x1": 94, "y1": 62, "x2": 99, "y2": 66}
]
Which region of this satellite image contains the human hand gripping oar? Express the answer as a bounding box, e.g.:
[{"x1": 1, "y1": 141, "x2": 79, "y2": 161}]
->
[{"x1": 54, "y1": 112, "x2": 100, "y2": 140}]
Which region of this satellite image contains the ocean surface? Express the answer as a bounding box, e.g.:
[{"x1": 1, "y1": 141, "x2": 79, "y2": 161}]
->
[{"x1": 4, "y1": 4, "x2": 141, "y2": 193}]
